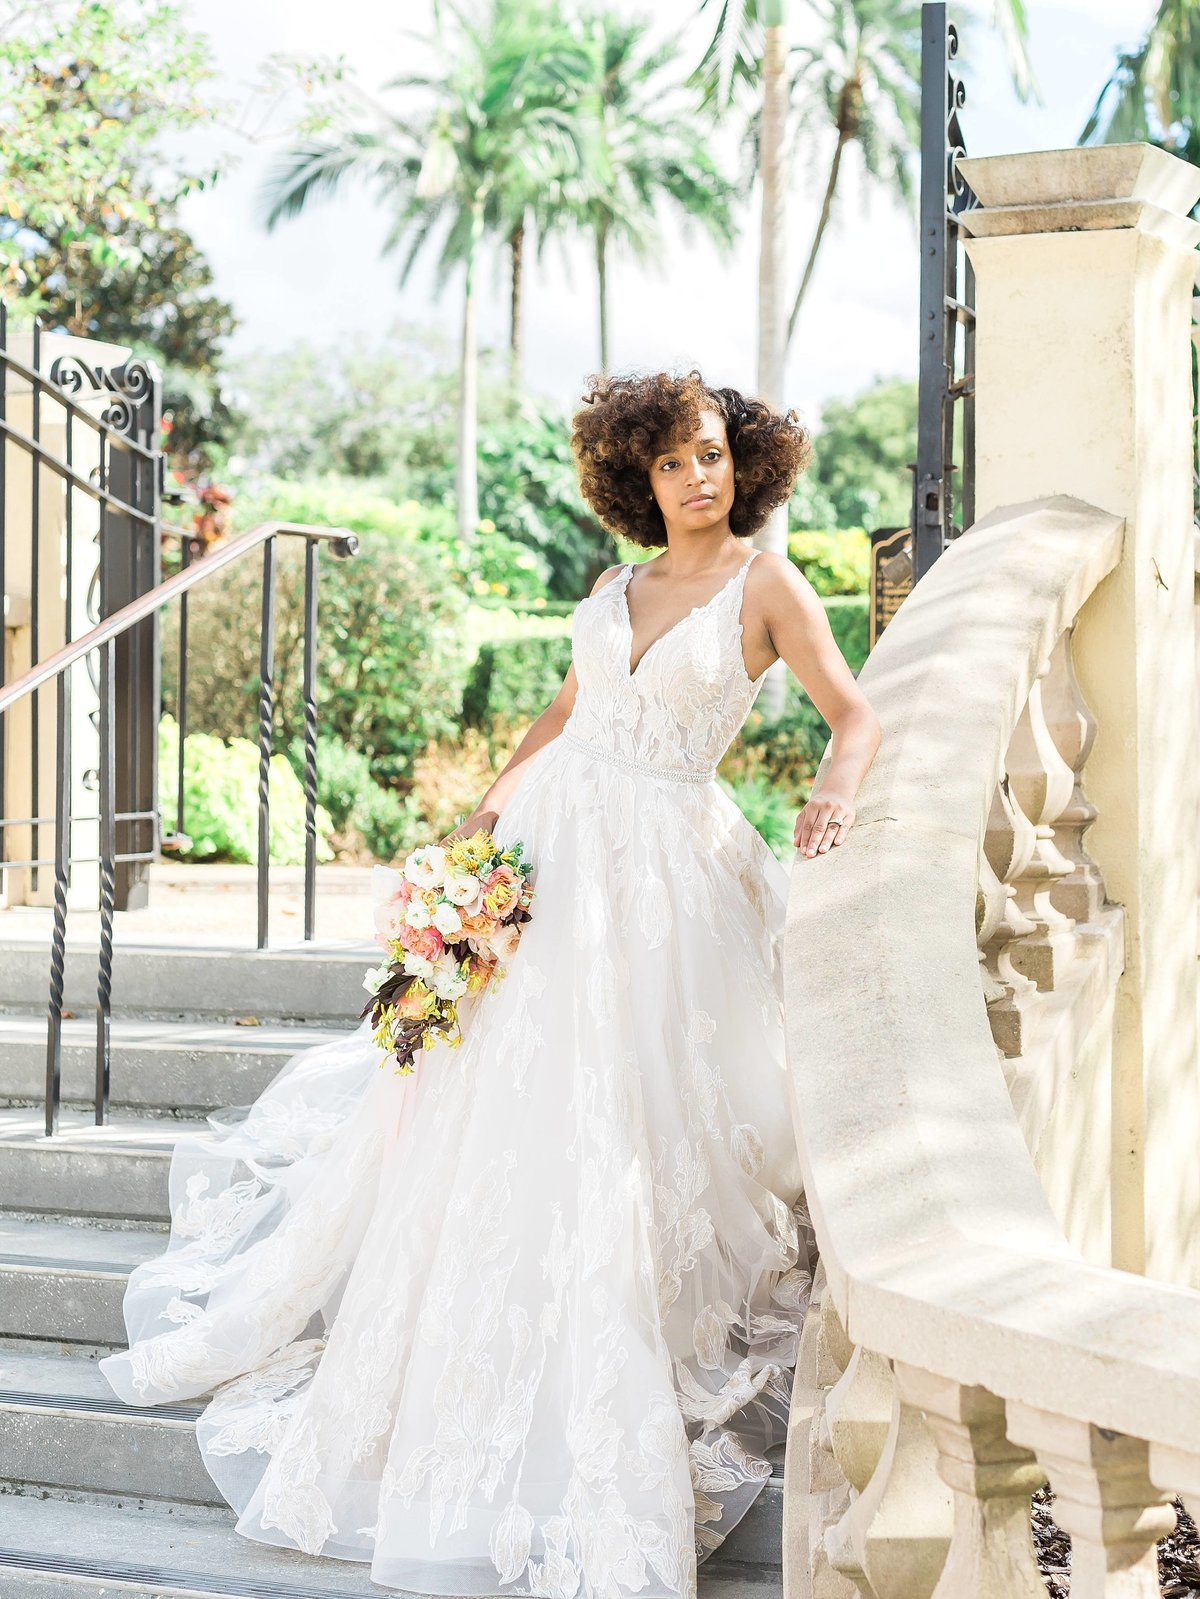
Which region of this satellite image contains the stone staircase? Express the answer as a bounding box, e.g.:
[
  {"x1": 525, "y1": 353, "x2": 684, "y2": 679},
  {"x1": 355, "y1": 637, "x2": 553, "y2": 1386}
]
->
[{"x1": 0, "y1": 935, "x2": 784, "y2": 1597}]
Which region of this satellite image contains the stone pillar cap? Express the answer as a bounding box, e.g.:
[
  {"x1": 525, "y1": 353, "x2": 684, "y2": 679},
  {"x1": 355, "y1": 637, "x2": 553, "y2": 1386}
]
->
[{"x1": 959, "y1": 143, "x2": 1200, "y2": 215}]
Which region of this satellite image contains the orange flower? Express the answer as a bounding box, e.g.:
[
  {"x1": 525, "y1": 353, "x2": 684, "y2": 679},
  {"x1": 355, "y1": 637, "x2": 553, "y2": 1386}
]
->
[{"x1": 482, "y1": 865, "x2": 520, "y2": 918}]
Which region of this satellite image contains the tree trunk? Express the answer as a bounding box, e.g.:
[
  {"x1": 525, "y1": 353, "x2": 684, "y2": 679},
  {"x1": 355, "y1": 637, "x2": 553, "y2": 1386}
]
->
[
  {"x1": 456, "y1": 199, "x2": 485, "y2": 545},
  {"x1": 509, "y1": 218, "x2": 524, "y2": 390},
  {"x1": 787, "y1": 131, "x2": 849, "y2": 349},
  {"x1": 596, "y1": 222, "x2": 610, "y2": 376},
  {"x1": 755, "y1": 17, "x2": 790, "y2": 720}
]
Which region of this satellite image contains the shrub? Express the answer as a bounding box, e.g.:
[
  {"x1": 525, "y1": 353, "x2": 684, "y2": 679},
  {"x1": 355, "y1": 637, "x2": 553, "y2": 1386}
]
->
[
  {"x1": 824, "y1": 596, "x2": 869, "y2": 673},
  {"x1": 284, "y1": 733, "x2": 425, "y2": 865},
  {"x1": 158, "y1": 717, "x2": 334, "y2": 865},
  {"x1": 721, "y1": 774, "x2": 797, "y2": 859},
  {"x1": 788, "y1": 530, "x2": 870, "y2": 597},
  {"x1": 161, "y1": 532, "x2": 469, "y2": 789},
  {"x1": 462, "y1": 636, "x2": 574, "y2": 733}
]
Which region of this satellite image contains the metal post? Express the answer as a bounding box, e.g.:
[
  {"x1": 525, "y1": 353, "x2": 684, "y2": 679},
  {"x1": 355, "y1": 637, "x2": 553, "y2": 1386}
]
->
[
  {"x1": 256, "y1": 538, "x2": 277, "y2": 951},
  {"x1": 96, "y1": 638, "x2": 115, "y2": 1125},
  {"x1": 302, "y1": 540, "x2": 319, "y2": 943},
  {"x1": 45, "y1": 668, "x2": 71, "y2": 1137},
  {"x1": 914, "y1": 2, "x2": 951, "y2": 582}
]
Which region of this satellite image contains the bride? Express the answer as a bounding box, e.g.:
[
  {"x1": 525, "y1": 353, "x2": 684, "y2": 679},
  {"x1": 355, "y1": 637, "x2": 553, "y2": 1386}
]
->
[{"x1": 100, "y1": 369, "x2": 881, "y2": 1598}]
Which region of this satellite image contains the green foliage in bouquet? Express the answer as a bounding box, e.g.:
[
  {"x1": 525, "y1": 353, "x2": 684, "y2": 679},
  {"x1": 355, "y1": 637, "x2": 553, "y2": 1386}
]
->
[{"x1": 158, "y1": 717, "x2": 334, "y2": 864}]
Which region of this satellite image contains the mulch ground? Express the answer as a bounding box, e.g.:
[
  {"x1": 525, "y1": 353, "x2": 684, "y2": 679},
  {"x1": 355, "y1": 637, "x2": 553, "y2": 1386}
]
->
[{"x1": 1033, "y1": 1490, "x2": 1200, "y2": 1597}]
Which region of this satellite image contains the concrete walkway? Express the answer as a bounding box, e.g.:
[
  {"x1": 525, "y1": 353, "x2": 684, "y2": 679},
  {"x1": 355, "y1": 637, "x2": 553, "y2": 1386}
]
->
[{"x1": 0, "y1": 863, "x2": 377, "y2": 950}]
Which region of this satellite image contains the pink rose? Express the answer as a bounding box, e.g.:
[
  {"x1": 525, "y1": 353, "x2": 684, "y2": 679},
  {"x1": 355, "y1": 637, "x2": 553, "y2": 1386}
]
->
[{"x1": 399, "y1": 923, "x2": 443, "y2": 961}]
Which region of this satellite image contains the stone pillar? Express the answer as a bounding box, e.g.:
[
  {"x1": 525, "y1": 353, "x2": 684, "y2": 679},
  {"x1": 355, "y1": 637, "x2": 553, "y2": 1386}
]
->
[{"x1": 959, "y1": 144, "x2": 1200, "y2": 1286}]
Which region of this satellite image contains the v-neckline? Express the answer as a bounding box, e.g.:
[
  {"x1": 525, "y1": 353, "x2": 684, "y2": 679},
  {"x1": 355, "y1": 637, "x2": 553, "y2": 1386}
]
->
[{"x1": 620, "y1": 552, "x2": 757, "y2": 680}]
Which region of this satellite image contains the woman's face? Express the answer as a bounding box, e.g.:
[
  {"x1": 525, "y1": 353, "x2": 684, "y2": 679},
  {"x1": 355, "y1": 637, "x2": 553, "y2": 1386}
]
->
[{"x1": 648, "y1": 408, "x2": 735, "y2": 533}]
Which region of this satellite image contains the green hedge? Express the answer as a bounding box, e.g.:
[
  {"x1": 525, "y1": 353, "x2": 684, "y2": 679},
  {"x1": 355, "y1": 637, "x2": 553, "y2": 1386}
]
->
[
  {"x1": 159, "y1": 717, "x2": 334, "y2": 865},
  {"x1": 824, "y1": 595, "x2": 869, "y2": 674},
  {"x1": 462, "y1": 636, "x2": 574, "y2": 730}
]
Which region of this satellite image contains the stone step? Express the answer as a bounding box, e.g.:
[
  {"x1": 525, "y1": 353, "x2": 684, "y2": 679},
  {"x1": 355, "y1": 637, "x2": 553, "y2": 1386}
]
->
[
  {"x1": 0, "y1": 1345, "x2": 783, "y2": 1567},
  {"x1": 0, "y1": 1108, "x2": 188, "y2": 1223},
  {"x1": 0, "y1": 940, "x2": 374, "y2": 1023},
  {"x1": 0, "y1": 1493, "x2": 782, "y2": 1597},
  {"x1": 0, "y1": 1348, "x2": 214, "y2": 1505},
  {"x1": 0, "y1": 1214, "x2": 162, "y2": 1348},
  {"x1": 0, "y1": 1013, "x2": 355, "y2": 1113}
]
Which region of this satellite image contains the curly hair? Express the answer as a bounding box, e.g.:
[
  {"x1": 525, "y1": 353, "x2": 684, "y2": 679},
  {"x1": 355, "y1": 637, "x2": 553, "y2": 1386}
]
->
[{"x1": 570, "y1": 369, "x2": 813, "y2": 548}]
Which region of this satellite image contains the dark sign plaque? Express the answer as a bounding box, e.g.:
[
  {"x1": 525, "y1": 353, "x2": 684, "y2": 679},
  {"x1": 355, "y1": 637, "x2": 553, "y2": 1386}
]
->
[{"x1": 869, "y1": 526, "x2": 913, "y2": 650}]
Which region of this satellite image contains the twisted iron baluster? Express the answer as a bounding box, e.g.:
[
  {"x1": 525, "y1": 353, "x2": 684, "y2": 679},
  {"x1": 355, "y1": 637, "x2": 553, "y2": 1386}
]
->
[
  {"x1": 45, "y1": 668, "x2": 72, "y2": 1137},
  {"x1": 302, "y1": 539, "x2": 319, "y2": 943},
  {"x1": 256, "y1": 537, "x2": 277, "y2": 951},
  {"x1": 95, "y1": 638, "x2": 115, "y2": 1125}
]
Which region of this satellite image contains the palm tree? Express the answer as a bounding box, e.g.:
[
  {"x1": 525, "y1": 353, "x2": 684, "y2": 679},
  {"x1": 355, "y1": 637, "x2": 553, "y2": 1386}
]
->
[
  {"x1": 537, "y1": 10, "x2": 739, "y2": 376},
  {"x1": 697, "y1": 0, "x2": 1033, "y2": 715},
  {"x1": 260, "y1": 0, "x2": 594, "y2": 542},
  {"x1": 1081, "y1": 0, "x2": 1200, "y2": 156}
]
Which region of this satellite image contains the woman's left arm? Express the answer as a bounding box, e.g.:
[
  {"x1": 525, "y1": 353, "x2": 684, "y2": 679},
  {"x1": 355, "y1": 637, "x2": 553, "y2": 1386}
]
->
[{"x1": 748, "y1": 553, "x2": 882, "y2": 859}]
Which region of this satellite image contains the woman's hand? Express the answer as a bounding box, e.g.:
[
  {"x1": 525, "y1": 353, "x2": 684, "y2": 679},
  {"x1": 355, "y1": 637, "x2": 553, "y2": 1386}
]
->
[
  {"x1": 794, "y1": 790, "x2": 856, "y2": 859},
  {"x1": 440, "y1": 808, "x2": 499, "y2": 846}
]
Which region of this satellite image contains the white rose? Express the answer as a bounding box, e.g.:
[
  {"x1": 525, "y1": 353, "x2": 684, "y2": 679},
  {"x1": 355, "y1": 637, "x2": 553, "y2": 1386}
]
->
[
  {"x1": 430, "y1": 952, "x2": 468, "y2": 1001},
  {"x1": 487, "y1": 922, "x2": 522, "y2": 964},
  {"x1": 432, "y1": 901, "x2": 464, "y2": 938},
  {"x1": 403, "y1": 845, "x2": 447, "y2": 889},
  {"x1": 362, "y1": 964, "x2": 391, "y2": 995},
  {"x1": 442, "y1": 870, "x2": 483, "y2": 909},
  {"x1": 404, "y1": 899, "x2": 432, "y2": 930},
  {"x1": 402, "y1": 951, "x2": 435, "y2": 981}
]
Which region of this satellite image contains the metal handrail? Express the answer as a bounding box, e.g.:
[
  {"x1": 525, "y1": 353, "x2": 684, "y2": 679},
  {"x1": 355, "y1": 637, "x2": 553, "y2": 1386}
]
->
[
  {"x1": 0, "y1": 518, "x2": 359, "y2": 1135},
  {"x1": 0, "y1": 521, "x2": 357, "y2": 715}
]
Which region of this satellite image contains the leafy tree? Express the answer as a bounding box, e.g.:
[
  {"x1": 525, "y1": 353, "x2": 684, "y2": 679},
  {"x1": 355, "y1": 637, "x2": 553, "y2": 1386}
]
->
[
  {"x1": 808, "y1": 378, "x2": 916, "y2": 531},
  {"x1": 0, "y1": 0, "x2": 217, "y2": 312},
  {"x1": 26, "y1": 195, "x2": 239, "y2": 470}
]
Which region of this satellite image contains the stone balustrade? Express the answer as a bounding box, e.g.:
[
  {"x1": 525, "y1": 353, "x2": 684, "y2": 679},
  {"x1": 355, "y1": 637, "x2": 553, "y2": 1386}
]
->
[{"x1": 782, "y1": 496, "x2": 1200, "y2": 1599}]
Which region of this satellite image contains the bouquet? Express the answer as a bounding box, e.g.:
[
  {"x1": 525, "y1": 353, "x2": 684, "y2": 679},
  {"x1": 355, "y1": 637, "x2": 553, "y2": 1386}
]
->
[{"x1": 362, "y1": 830, "x2": 534, "y2": 1074}]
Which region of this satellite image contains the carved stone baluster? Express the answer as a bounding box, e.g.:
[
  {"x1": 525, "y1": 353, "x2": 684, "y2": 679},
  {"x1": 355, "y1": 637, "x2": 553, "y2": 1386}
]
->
[
  {"x1": 1009, "y1": 1407, "x2": 1176, "y2": 1597},
  {"x1": 786, "y1": 1267, "x2": 859, "y2": 1599},
  {"x1": 980, "y1": 776, "x2": 1039, "y2": 1058},
  {"x1": 1003, "y1": 654, "x2": 1081, "y2": 990},
  {"x1": 840, "y1": 1387, "x2": 954, "y2": 1599},
  {"x1": 1039, "y1": 627, "x2": 1107, "y2": 924},
  {"x1": 894, "y1": 1367, "x2": 1046, "y2": 1599},
  {"x1": 823, "y1": 1343, "x2": 894, "y2": 1594},
  {"x1": 1148, "y1": 1441, "x2": 1200, "y2": 1544}
]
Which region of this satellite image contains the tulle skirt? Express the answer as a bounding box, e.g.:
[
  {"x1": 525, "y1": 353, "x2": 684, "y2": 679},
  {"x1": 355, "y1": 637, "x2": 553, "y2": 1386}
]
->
[{"x1": 99, "y1": 735, "x2": 813, "y2": 1599}]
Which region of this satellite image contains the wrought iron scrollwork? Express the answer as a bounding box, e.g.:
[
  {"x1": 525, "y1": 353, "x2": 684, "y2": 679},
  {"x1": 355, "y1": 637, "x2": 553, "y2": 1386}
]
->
[{"x1": 912, "y1": 2, "x2": 977, "y2": 584}]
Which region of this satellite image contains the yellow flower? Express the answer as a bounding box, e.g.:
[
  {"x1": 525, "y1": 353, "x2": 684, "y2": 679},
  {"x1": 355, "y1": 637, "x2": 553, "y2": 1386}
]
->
[{"x1": 447, "y1": 830, "x2": 494, "y2": 876}]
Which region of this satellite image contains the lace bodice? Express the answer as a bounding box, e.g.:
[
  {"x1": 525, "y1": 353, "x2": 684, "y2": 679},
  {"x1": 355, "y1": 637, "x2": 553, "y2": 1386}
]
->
[{"x1": 563, "y1": 552, "x2": 766, "y2": 780}]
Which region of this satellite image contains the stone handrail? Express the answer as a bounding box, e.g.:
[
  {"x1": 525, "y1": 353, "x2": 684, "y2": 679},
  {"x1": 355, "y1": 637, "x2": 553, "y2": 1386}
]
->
[{"x1": 783, "y1": 495, "x2": 1200, "y2": 1596}]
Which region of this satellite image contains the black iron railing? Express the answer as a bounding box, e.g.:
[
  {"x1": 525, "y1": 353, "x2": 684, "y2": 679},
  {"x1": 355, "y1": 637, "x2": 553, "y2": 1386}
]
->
[
  {"x1": 912, "y1": 1, "x2": 978, "y2": 581},
  {"x1": 0, "y1": 304, "x2": 174, "y2": 910},
  {"x1": 0, "y1": 519, "x2": 358, "y2": 1136}
]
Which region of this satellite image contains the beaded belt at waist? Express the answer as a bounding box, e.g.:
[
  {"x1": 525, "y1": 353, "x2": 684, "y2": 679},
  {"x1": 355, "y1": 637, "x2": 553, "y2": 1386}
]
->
[{"x1": 559, "y1": 727, "x2": 716, "y2": 785}]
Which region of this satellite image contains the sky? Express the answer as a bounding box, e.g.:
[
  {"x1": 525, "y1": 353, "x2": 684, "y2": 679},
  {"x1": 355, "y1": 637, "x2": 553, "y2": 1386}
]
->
[{"x1": 177, "y1": 0, "x2": 1153, "y2": 427}]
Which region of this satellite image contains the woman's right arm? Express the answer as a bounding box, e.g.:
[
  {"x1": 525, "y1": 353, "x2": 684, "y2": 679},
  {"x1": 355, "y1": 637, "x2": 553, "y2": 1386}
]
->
[{"x1": 441, "y1": 564, "x2": 627, "y2": 843}]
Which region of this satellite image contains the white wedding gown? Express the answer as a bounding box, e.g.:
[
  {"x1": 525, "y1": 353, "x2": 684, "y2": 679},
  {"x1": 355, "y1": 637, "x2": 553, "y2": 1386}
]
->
[{"x1": 100, "y1": 548, "x2": 815, "y2": 1599}]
